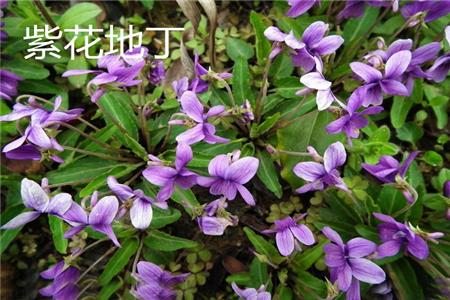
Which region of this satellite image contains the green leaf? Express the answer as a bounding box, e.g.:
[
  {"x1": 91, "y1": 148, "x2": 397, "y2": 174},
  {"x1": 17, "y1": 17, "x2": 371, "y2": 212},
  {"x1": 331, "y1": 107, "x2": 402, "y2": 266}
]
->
[
  {"x1": 390, "y1": 96, "x2": 413, "y2": 128},
  {"x1": 140, "y1": 0, "x2": 154, "y2": 9},
  {"x1": 226, "y1": 38, "x2": 254, "y2": 61},
  {"x1": 343, "y1": 7, "x2": 379, "y2": 42},
  {"x1": 144, "y1": 230, "x2": 198, "y2": 251},
  {"x1": 378, "y1": 185, "x2": 406, "y2": 217},
  {"x1": 2, "y1": 59, "x2": 49, "y2": 79},
  {"x1": 423, "y1": 151, "x2": 443, "y2": 167},
  {"x1": 58, "y1": 2, "x2": 102, "y2": 30},
  {"x1": 99, "y1": 92, "x2": 140, "y2": 142},
  {"x1": 256, "y1": 150, "x2": 283, "y2": 198},
  {"x1": 226, "y1": 272, "x2": 253, "y2": 286},
  {"x1": 66, "y1": 56, "x2": 89, "y2": 88},
  {"x1": 252, "y1": 113, "x2": 281, "y2": 137},
  {"x1": 98, "y1": 238, "x2": 139, "y2": 286},
  {"x1": 274, "y1": 77, "x2": 302, "y2": 99},
  {"x1": 170, "y1": 186, "x2": 200, "y2": 216},
  {"x1": 396, "y1": 122, "x2": 424, "y2": 145},
  {"x1": 0, "y1": 206, "x2": 25, "y2": 254},
  {"x1": 250, "y1": 11, "x2": 271, "y2": 65},
  {"x1": 243, "y1": 227, "x2": 285, "y2": 265},
  {"x1": 275, "y1": 286, "x2": 293, "y2": 300},
  {"x1": 46, "y1": 157, "x2": 128, "y2": 186},
  {"x1": 291, "y1": 239, "x2": 327, "y2": 271},
  {"x1": 98, "y1": 280, "x2": 123, "y2": 300},
  {"x1": 150, "y1": 207, "x2": 182, "y2": 229},
  {"x1": 49, "y1": 216, "x2": 68, "y2": 254},
  {"x1": 250, "y1": 258, "x2": 269, "y2": 287},
  {"x1": 232, "y1": 57, "x2": 255, "y2": 105},
  {"x1": 373, "y1": 15, "x2": 404, "y2": 34},
  {"x1": 387, "y1": 259, "x2": 424, "y2": 300},
  {"x1": 294, "y1": 270, "x2": 327, "y2": 299},
  {"x1": 269, "y1": 54, "x2": 294, "y2": 80}
]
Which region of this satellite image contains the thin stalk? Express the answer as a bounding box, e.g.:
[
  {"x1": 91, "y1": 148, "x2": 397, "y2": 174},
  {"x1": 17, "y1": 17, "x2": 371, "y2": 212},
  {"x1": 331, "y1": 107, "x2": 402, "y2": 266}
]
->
[
  {"x1": 77, "y1": 280, "x2": 95, "y2": 298},
  {"x1": 387, "y1": 14, "x2": 417, "y2": 43},
  {"x1": 211, "y1": 74, "x2": 235, "y2": 107},
  {"x1": 160, "y1": 124, "x2": 172, "y2": 151},
  {"x1": 76, "y1": 247, "x2": 116, "y2": 284},
  {"x1": 77, "y1": 117, "x2": 100, "y2": 132},
  {"x1": 71, "y1": 238, "x2": 109, "y2": 259},
  {"x1": 60, "y1": 122, "x2": 128, "y2": 154},
  {"x1": 132, "y1": 237, "x2": 144, "y2": 275},
  {"x1": 276, "y1": 149, "x2": 311, "y2": 157},
  {"x1": 63, "y1": 145, "x2": 137, "y2": 162},
  {"x1": 47, "y1": 178, "x2": 92, "y2": 189},
  {"x1": 33, "y1": 0, "x2": 58, "y2": 28},
  {"x1": 255, "y1": 57, "x2": 272, "y2": 123}
]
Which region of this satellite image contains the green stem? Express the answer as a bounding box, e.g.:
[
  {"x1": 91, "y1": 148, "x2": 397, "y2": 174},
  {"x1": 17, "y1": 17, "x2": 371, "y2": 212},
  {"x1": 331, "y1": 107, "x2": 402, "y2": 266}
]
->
[
  {"x1": 132, "y1": 237, "x2": 145, "y2": 275},
  {"x1": 255, "y1": 56, "x2": 272, "y2": 122},
  {"x1": 76, "y1": 247, "x2": 116, "y2": 284},
  {"x1": 276, "y1": 149, "x2": 311, "y2": 157}
]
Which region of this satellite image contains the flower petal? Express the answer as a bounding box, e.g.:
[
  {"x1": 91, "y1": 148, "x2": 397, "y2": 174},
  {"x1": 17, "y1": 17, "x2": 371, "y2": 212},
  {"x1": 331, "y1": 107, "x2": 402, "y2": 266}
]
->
[
  {"x1": 347, "y1": 237, "x2": 376, "y2": 258},
  {"x1": 263, "y1": 26, "x2": 287, "y2": 42},
  {"x1": 350, "y1": 62, "x2": 382, "y2": 83},
  {"x1": 324, "y1": 243, "x2": 345, "y2": 267},
  {"x1": 349, "y1": 258, "x2": 386, "y2": 284},
  {"x1": 225, "y1": 157, "x2": 259, "y2": 184},
  {"x1": 302, "y1": 21, "x2": 328, "y2": 46},
  {"x1": 0, "y1": 211, "x2": 41, "y2": 229},
  {"x1": 300, "y1": 72, "x2": 331, "y2": 90},
  {"x1": 337, "y1": 263, "x2": 353, "y2": 291},
  {"x1": 89, "y1": 196, "x2": 119, "y2": 225},
  {"x1": 47, "y1": 193, "x2": 73, "y2": 215},
  {"x1": 91, "y1": 224, "x2": 120, "y2": 247},
  {"x1": 175, "y1": 143, "x2": 193, "y2": 170},
  {"x1": 208, "y1": 154, "x2": 229, "y2": 177},
  {"x1": 323, "y1": 142, "x2": 346, "y2": 172},
  {"x1": 406, "y1": 236, "x2": 429, "y2": 260},
  {"x1": 293, "y1": 162, "x2": 325, "y2": 181},
  {"x1": 143, "y1": 166, "x2": 177, "y2": 186},
  {"x1": 376, "y1": 240, "x2": 402, "y2": 258},
  {"x1": 276, "y1": 229, "x2": 295, "y2": 256},
  {"x1": 384, "y1": 50, "x2": 412, "y2": 79},
  {"x1": 290, "y1": 224, "x2": 315, "y2": 245},
  {"x1": 21, "y1": 178, "x2": 49, "y2": 212},
  {"x1": 180, "y1": 91, "x2": 204, "y2": 123},
  {"x1": 380, "y1": 79, "x2": 409, "y2": 96},
  {"x1": 176, "y1": 124, "x2": 205, "y2": 145},
  {"x1": 107, "y1": 176, "x2": 134, "y2": 201},
  {"x1": 313, "y1": 35, "x2": 344, "y2": 55},
  {"x1": 322, "y1": 226, "x2": 344, "y2": 246},
  {"x1": 236, "y1": 184, "x2": 256, "y2": 206},
  {"x1": 130, "y1": 198, "x2": 153, "y2": 230}
]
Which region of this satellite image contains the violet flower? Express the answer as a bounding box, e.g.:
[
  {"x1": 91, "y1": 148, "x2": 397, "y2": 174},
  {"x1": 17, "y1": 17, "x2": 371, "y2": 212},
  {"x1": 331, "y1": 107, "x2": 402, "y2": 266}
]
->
[
  {"x1": 62, "y1": 47, "x2": 146, "y2": 102},
  {"x1": 190, "y1": 53, "x2": 231, "y2": 94},
  {"x1": 107, "y1": 176, "x2": 167, "y2": 230},
  {"x1": 350, "y1": 50, "x2": 412, "y2": 106},
  {"x1": 1, "y1": 178, "x2": 73, "y2": 229},
  {"x1": 0, "y1": 96, "x2": 82, "y2": 161},
  {"x1": 149, "y1": 60, "x2": 165, "y2": 85},
  {"x1": 401, "y1": 0, "x2": 450, "y2": 26},
  {"x1": 143, "y1": 143, "x2": 198, "y2": 201},
  {"x1": 322, "y1": 226, "x2": 386, "y2": 300},
  {"x1": 293, "y1": 142, "x2": 348, "y2": 193},
  {"x1": 132, "y1": 261, "x2": 189, "y2": 300},
  {"x1": 338, "y1": 0, "x2": 395, "y2": 20},
  {"x1": 172, "y1": 77, "x2": 189, "y2": 98},
  {"x1": 62, "y1": 194, "x2": 120, "y2": 247},
  {"x1": 326, "y1": 88, "x2": 384, "y2": 142},
  {"x1": 169, "y1": 91, "x2": 229, "y2": 145},
  {"x1": 426, "y1": 53, "x2": 450, "y2": 83},
  {"x1": 0, "y1": 0, "x2": 7, "y2": 42},
  {"x1": 299, "y1": 57, "x2": 337, "y2": 110},
  {"x1": 264, "y1": 26, "x2": 305, "y2": 60},
  {"x1": 197, "y1": 198, "x2": 238, "y2": 236},
  {"x1": 286, "y1": 0, "x2": 320, "y2": 18},
  {"x1": 362, "y1": 152, "x2": 418, "y2": 203},
  {"x1": 292, "y1": 21, "x2": 344, "y2": 72},
  {"x1": 262, "y1": 216, "x2": 315, "y2": 256},
  {"x1": 0, "y1": 69, "x2": 22, "y2": 100},
  {"x1": 231, "y1": 282, "x2": 271, "y2": 300},
  {"x1": 373, "y1": 213, "x2": 430, "y2": 260},
  {"x1": 39, "y1": 261, "x2": 79, "y2": 300},
  {"x1": 197, "y1": 150, "x2": 259, "y2": 206}
]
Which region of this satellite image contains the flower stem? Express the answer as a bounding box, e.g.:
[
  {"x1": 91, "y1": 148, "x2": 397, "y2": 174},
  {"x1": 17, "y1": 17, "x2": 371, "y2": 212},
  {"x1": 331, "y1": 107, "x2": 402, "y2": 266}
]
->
[
  {"x1": 276, "y1": 149, "x2": 311, "y2": 157},
  {"x1": 132, "y1": 237, "x2": 144, "y2": 275},
  {"x1": 255, "y1": 56, "x2": 272, "y2": 122},
  {"x1": 76, "y1": 247, "x2": 116, "y2": 284},
  {"x1": 63, "y1": 145, "x2": 138, "y2": 162}
]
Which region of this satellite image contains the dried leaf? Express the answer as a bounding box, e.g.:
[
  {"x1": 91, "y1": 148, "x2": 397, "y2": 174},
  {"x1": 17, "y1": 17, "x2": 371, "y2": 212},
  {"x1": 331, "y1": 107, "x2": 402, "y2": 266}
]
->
[{"x1": 176, "y1": 0, "x2": 201, "y2": 32}]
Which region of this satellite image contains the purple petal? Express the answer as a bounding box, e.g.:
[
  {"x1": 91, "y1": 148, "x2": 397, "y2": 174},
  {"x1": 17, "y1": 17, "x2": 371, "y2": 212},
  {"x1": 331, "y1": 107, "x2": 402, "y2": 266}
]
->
[
  {"x1": 264, "y1": 26, "x2": 287, "y2": 42},
  {"x1": 21, "y1": 178, "x2": 49, "y2": 212},
  {"x1": 313, "y1": 35, "x2": 344, "y2": 56},
  {"x1": 285, "y1": 31, "x2": 305, "y2": 49},
  {"x1": 197, "y1": 216, "x2": 229, "y2": 236},
  {"x1": 376, "y1": 240, "x2": 402, "y2": 258},
  {"x1": 236, "y1": 184, "x2": 256, "y2": 206},
  {"x1": 156, "y1": 181, "x2": 175, "y2": 202},
  {"x1": 202, "y1": 123, "x2": 229, "y2": 144},
  {"x1": 130, "y1": 198, "x2": 153, "y2": 230},
  {"x1": 91, "y1": 224, "x2": 120, "y2": 247},
  {"x1": 324, "y1": 243, "x2": 345, "y2": 267},
  {"x1": 47, "y1": 193, "x2": 73, "y2": 215},
  {"x1": 208, "y1": 154, "x2": 229, "y2": 177},
  {"x1": 350, "y1": 62, "x2": 382, "y2": 83},
  {"x1": 347, "y1": 237, "x2": 376, "y2": 258},
  {"x1": 205, "y1": 105, "x2": 225, "y2": 118},
  {"x1": 385, "y1": 39, "x2": 412, "y2": 58},
  {"x1": 64, "y1": 225, "x2": 85, "y2": 238},
  {"x1": 0, "y1": 211, "x2": 41, "y2": 229},
  {"x1": 225, "y1": 157, "x2": 259, "y2": 184},
  {"x1": 290, "y1": 224, "x2": 315, "y2": 245},
  {"x1": 316, "y1": 89, "x2": 335, "y2": 111},
  {"x1": 286, "y1": 0, "x2": 316, "y2": 18},
  {"x1": 323, "y1": 142, "x2": 346, "y2": 172},
  {"x1": 361, "y1": 84, "x2": 383, "y2": 106},
  {"x1": 143, "y1": 166, "x2": 177, "y2": 186},
  {"x1": 176, "y1": 124, "x2": 205, "y2": 145},
  {"x1": 398, "y1": 151, "x2": 419, "y2": 178},
  {"x1": 61, "y1": 202, "x2": 88, "y2": 225},
  {"x1": 89, "y1": 72, "x2": 118, "y2": 86},
  {"x1": 293, "y1": 162, "x2": 325, "y2": 181},
  {"x1": 300, "y1": 72, "x2": 331, "y2": 90},
  {"x1": 292, "y1": 47, "x2": 316, "y2": 72},
  {"x1": 40, "y1": 261, "x2": 65, "y2": 279},
  {"x1": 175, "y1": 143, "x2": 193, "y2": 170},
  {"x1": 385, "y1": 50, "x2": 412, "y2": 79},
  {"x1": 426, "y1": 53, "x2": 450, "y2": 82},
  {"x1": 406, "y1": 236, "x2": 429, "y2": 260},
  {"x1": 107, "y1": 176, "x2": 134, "y2": 201},
  {"x1": 3, "y1": 134, "x2": 27, "y2": 153},
  {"x1": 62, "y1": 70, "x2": 98, "y2": 77},
  {"x1": 276, "y1": 229, "x2": 295, "y2": 256},
  {"x1": 380, "y1": 79, "x2": 409, "y2": 96},
  {"x1": 27, "y1": 126, "x2": 53, "y2": 149},
  {"x1": 337, "y1": 263, "x2": 353, "y2": 291},
  {"x1": 349, "y1": 258, "x2": 386, "y2": 284},
  {"x1": 302, "y1": 21, "x2": 328, "y2": 46},
  {"x1": 296, "y1": 180, "x2": 324, "y2": 193},
  {"x1": 411, "y1": 42, "x2": 441, "y2": 65},
  {"x1": 89, "y1": 196, "x2": 119, "y2": 225},
  {"x1": 346, "y1": 278, "x2": 361, "y2": 300},
  {"x1": 322, "y1": 226, "x2": 344, "y2": 246},
  {"x1": 180, "y1": 91, "x2": 204, "y2": 123}
]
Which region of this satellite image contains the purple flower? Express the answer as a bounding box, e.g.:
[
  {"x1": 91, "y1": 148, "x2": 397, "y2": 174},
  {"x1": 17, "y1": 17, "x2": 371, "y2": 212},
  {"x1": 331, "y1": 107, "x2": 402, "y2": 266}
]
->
[
  {"x1": 292, "y1": 21, "x2": 344, "y2": 72},
  {"x1": 0, "y1": 96, "x2": 82, "y2": 161},
  {"x1": 132, "y1": 261, "x2": 189, "y2": 300},
  {"x1": 62, "y1": 47, "x2": 146, "y2": 102},
  {"x1": 262, "y1": 216, "x2": 315, "y2": 256},
  {"x1": 0, "y1": 0, "x2": 8, "y2": 42},
  {"x1": 264, "y1": 26, "x2": 305, "y2": 60},
  {"x1": 149, "y1": 60, "x2": 165, "y2": 85},
  {"x1": 143, "y1": 143, "x2": 198, "y2": 201},
  {"x1": 326, "y1": 88, "x2": 384, "y2": 142},
  {"x1": 107, "y1": 176, "x2": 167, "y2": 230},
  {"x1": 322, "y1": 226, "x2": 386, "y2": 300},
  {"x1": 350, "y1": 50, "x2": 412, "y2": 106},
  {"x1": 299, "y1": 57, "x2": 337, "y2": 110},
  {"x1": 39, "y1": 261, "x2": 79, "y2": 300},
  {"x1": 338, "y1": 1, "x2": 394, "y2": 19},
  {"x1": 169, "y1": 91, "x2": 229, "y2": 145},
  {"x1": 444, "y1": 181, "x2": 450, "y2": 198},
  {"x1": 62, "y1": 194, "x2": 120, "y2": 247},
  {"x1": 172, "y1": 77, "x2": 189, "y2": 98},
  {"x1": 1, "y1": 178, "x2": 73, "y2": 229},
  {"x1": 373, "y1": 213, "x2": 429, "y2": 260},
  {"x1": 190, "y1": 53, "x2": 231, "y2": 94},
  {"x1": 197, "y1": 198, "x2": 237, "y2": 236},
  {"x1": 362, "y1": 152, "x2": 418, "y2": 184},
  {"x1": 0, "y1": 70, "x2": 22, "y2": 100},
  {"x1": 426, "y1": 53, "x2": 450, "y2": 83},
  {"x1": 401, "y1": 0, "x2": 450, "y2": 26},
  {"x1": 197, "y1": 150, "x2": 259, "y2": 206},
  {"x1": 293, "y1": 142, "x2": 348, "y2": 193},
  {"x1": 286, "y1": 0, "x2": 320, "y2": 18},
  {"x1": 231, "y1": 282, "x2": 271, "y2": 300}
]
